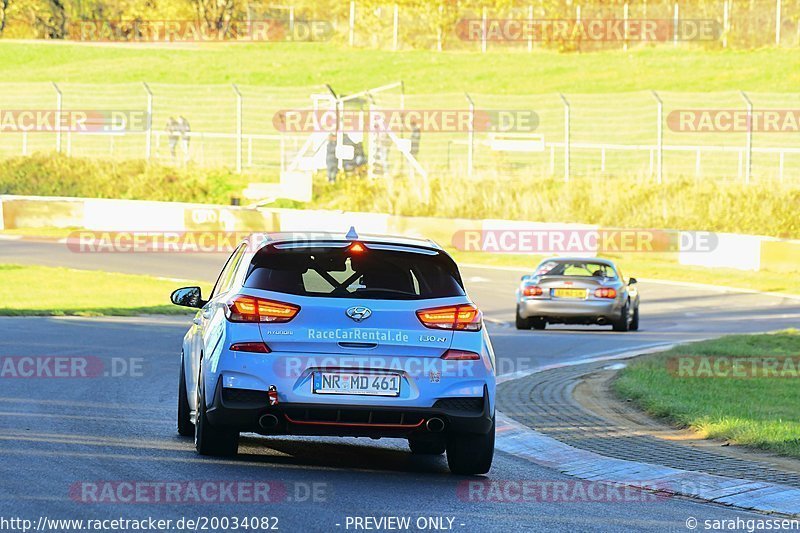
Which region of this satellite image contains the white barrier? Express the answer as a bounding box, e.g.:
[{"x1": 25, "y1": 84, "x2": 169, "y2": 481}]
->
[
  {"x1": 278, "y1": 209, "x2": 389, "y2": 234},
  {"x1": 83, "y1": 198, "x2": 186, "y2": 231},
  {"x1": 679, "y1": 232, "x2": 762, "y2": 271},
  {"x1": 1, "y1": 195, "x2": 798, "y2": 274}
]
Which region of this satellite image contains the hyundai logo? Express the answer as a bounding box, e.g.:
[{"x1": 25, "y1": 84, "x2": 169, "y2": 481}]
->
[{"x1": 345, "y1": 306, "x2": 372, "y2": 322}]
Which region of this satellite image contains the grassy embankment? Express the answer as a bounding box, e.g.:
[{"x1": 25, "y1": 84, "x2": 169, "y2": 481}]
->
[
  {"x1": 0, "y1": 264, "x2": 209, "y2": 316},
  {"x1": 615, "y1": 331, "x2": 800, "y2": 459}
]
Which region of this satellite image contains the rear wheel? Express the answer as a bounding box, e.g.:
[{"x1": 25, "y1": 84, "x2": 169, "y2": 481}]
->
[
  {"x1": 446, "y1": 416, "x2": 495, "y2": 475},
  {"x1": 629, "y1": 305, "x2": 640, "y2": 331},
  {"x1": 408, "y1": 435, "x2": 446, "y2": 455},
  {"x1": 515, "y1": 307, "x2": 532, "y2": 330},
  {"x1": 612, "y1": 302, "x2": 631, "y2": 332},
  {"x1": 177, "y1": 353, "x2": 193, "y2": 437},
  {"x1": 195, "y1": 376, "x2": 239, "y2": 457}
]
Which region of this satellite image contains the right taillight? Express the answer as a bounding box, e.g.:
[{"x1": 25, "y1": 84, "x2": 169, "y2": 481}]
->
[
  {"x1": 225, "y1": 295, "x2": 300, "y2": 323},
  {"x1": 522, "y1": 285, "x2": 543, "y2": 297},
  {"x1": 594, "y1": 288, "x2": 617, "y2": 299},
  {"x1": 441, "y1": 349, "x2": 481, "y2": 360},
  {"x1": 416, "y1": 304, "x2": 482, "y2": 331}
]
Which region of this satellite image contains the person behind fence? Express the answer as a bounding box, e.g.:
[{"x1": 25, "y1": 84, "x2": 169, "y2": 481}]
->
[
  {"x1": 353, "y1": 137, "x2": 366, "y2": 168},
  {"x1": 342, "y1": 132, "x2": 366, "y2": 172},
  {"x1": 326, "y1": 133, "x2": 338, "y2": 183},
  {"x1": 166, "y1": 117, "x2": 180, "y2": 159},
  {"x1": 410, "y1": 119, "x2": 421, "y2": 158},
  {"x1": 178, "y1": 115, "x2": 191, "y2": 159}
]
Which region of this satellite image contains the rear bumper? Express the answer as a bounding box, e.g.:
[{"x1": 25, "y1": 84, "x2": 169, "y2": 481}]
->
[
  {"x1": 206, "y1": 378, "x2": 494, "y2": 437},
  {"x1": 518, "y1": 298, "x2": 621, "y2": 319}
]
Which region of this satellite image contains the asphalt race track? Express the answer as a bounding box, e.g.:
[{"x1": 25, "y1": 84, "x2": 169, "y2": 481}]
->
[{"x1": 1, "y1": 240, "x2": 799, "y2": 532}]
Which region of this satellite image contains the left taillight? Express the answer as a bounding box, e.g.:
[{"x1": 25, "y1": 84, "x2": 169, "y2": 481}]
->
[
  {"x1": 522, "y1": 285, "x2": 544, "y2": 297},
  {"x1": 225, "y1": 295, "x2": 300, "y2": 323},
  {"x1": 229, "y1": 342, "x2": 271, "y2": 353},
  {"x1": 416, "y1": 304, "x2": 482, "y2": 331}
]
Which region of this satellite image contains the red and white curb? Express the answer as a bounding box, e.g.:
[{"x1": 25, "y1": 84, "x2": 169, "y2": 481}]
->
[{"x1": 494, "y1": 345, "x2": 800, "y2": 517}]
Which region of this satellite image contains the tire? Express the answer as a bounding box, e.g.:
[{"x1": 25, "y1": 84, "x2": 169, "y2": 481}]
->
[
  {"x1": 408, "y1": 436, "x2": 446, "y2": 455},
  {"x1": 515, "y1": 307, "x2": 532, "y2": 330},
  {"x1": 446, "y1": 416, "x2": 495, "y2": 475},
  {"x1": 195, "y1": 374, "x2": 239, "y2": 457},
  {"x1": 629, "y1": 305, "x2": 640, "y2": 331},
  {"x1": 612, "y1": 301, "x2": 631, "y2": 332},
  {"x1": 177, "y1": 353, "x2": 193, "y2": 437},
  {"x1": 531, "y1": 318, "x2": 546, "y2": 330}
]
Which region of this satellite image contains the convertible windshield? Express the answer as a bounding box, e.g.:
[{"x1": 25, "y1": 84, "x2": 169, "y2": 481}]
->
[{"x1": 535, "y1": 261, "x2": 618, "y2": 279}]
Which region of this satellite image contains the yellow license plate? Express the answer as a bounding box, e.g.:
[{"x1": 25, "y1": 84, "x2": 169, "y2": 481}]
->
[{"x1": 553, "y1": 288, "x2": 587, "y2": 299}]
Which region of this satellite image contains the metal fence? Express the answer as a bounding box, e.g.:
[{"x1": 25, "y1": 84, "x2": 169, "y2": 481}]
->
[
  {"x1": 2, "y1": 82, "x2": 799, "y2": 184},
  {"x1": 249, "y1": 0, "x2": 800, "y2": 51}
]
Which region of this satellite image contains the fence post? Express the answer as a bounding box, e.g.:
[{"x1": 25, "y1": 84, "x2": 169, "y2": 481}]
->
[
  {"x1": 392, "y1": 4, "x2": 399, "y2": 51},
  {"x1": 52, "y1": 82, "x2": 62, "y2": 153},
  {"x1": 559, "y1": 93, "x2": 570, "y2": 183},
  {"x1": 673, "y1": 2, "x2": 679, "y2": 47},
  {"x1": 740, "y1": 90, "x2": 752, "y2": 185},
  {"x1": 349, "y1": 1, "x2": 356, "y2": 47},
  {"x1": 651, "y1": 90, "x2": 663, "y2": 184},
  {"x1": 623, "y1": 3, "x2": 629, "y2": 51},
  {"x1": 143, "y1": 82, "x2": 153, "y2": 160},
  {"x1": 528, "y1": 5, "x2": 533, "y2": 52},
  {"x1": 437, "y1": 4, "x2": 443, "y2": 52},
  {"x1": 465, "y1": 92, "x2": 475, "y2": 178},
  {"x1": 233, "y1": 84, "x2": 243, "y2": 174},
  {"x1": 775, "y1": 0, "x2": 782, "y2": 45},
  {"x1": 481, "y1": 7, "x2": 487, "y2": 53},
  {"x1": 722, "y1": 0, "x2": 729, "y2": 48}
]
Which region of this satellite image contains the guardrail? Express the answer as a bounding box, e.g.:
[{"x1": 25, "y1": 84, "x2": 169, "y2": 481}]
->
[{"x1": 2, "y1": 195, "x2": 798, "y2": 274}]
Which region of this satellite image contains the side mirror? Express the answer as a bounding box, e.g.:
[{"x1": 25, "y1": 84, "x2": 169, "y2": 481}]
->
[
  {"x1": 520, "y1": 275, "x2": 532, "y2": 282},
  {"x1": 628, "y1": 278, "x2": 638, "y2": 285},
  {"x1": 170, "y1": 286, "x2": 205, "y2": 308}
]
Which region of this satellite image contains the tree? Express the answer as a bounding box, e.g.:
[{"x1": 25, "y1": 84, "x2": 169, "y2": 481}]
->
[
  {"x1": 191, "y1": 0, "x2": 238, "y2": 35},
  {"x1": 0, "y1": 0, "x2": 10, "y2": 34},
  {"x1": 27, "y1": 0, "x2": 66, "y2": 38}
]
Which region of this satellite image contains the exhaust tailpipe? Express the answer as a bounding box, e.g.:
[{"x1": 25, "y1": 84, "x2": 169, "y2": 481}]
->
[
  {"x1": 258, "y1": 413, "x2": 279, "y2": 430},
  {"x1": 426, "y1": 417, "x2": 445, "y2": 433}
]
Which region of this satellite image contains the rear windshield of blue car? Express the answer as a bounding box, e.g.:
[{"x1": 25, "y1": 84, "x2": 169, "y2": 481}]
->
[{"x1": 245, "y1": 246, "x2": 465, "y2": 300}]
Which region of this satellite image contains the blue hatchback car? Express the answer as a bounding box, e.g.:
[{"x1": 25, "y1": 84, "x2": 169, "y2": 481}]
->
[{"x1": 171, "y1": 230, "x2": 496, "y2": 474}]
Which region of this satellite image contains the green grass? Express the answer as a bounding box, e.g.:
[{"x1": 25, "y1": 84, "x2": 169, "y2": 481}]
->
[
  {"x1": 0, "y1": 264, "x2": 210, "y2": 316},
  {"x1": 2, "y1": 41, "x2": 800, "y2": 93},
  {"x1": 311, "y1": 175, "x2": 800, "y2": 239},
  {"x1": 0, "y1": 154, "x2": 256, "y2": 204},
  {"x1": 614, "y1": 331, "x2": 800, "y2": 458}
]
